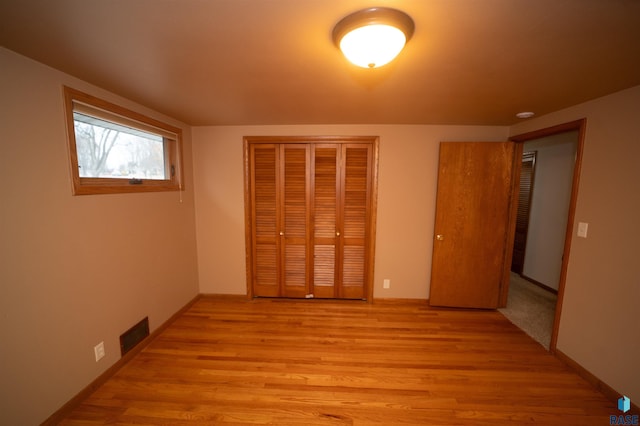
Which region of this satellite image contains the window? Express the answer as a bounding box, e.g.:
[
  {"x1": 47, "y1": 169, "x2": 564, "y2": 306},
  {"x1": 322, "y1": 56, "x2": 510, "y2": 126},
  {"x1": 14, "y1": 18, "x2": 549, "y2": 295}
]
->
[{"x1": 63, "y1": 86, "x2": 184, "y2": 195}]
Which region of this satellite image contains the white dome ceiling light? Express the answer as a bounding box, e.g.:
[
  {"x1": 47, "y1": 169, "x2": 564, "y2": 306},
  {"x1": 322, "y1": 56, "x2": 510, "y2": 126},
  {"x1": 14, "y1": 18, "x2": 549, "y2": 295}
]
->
[{"x1": 332, "y1": 7, "x2": 415, "y2": 69}]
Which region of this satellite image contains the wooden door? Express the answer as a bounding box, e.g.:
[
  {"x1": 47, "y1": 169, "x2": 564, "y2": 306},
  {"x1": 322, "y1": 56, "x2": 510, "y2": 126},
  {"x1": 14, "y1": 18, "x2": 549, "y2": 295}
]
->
[
  {"x1": 339, "y1": 144, "x2": 372, "y2": 299},
  {"x1": 429, "y1": 142, "x2": 516, "y2": 308},
  {"x1": 249, "y1": 144, "x2": 279, "y2": 297},
  {"x1": 311, "y1": 143, "x2": 372, "y2": 299},
  {"x1": 245, "y1": 136, "x2": 378, "y2": 300},
  {"x1": 280, "y1": 144, "x2": 311, "y2": 297},
  {"x1": 311, "y1": 145, "x2": 339, "y2": 298},
  {"x1": 250, "y1": 144, "x2": 310, "y2": 298}
]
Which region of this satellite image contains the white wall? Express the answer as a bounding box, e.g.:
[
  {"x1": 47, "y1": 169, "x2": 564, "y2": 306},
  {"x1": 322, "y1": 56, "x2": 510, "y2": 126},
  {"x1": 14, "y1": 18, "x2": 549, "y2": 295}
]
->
[
  {"x1": 522, "y1": 133, "x2": 577, "y2": 290},
  {"x1": 510, "y1": 85, "x2": 640, "y2": 405},
  {"x1": 0, "y1": 48, "x2": 200, "y2": 425}
]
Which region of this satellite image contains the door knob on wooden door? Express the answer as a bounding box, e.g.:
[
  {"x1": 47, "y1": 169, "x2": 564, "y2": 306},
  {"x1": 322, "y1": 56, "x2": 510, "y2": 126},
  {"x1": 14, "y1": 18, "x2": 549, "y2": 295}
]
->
[
  {"x1": 436, "y1": 234, "x2": 444, "y2": 241},
  {"x1": 336, "y1": 231, "x2": 340, "y2": 236},
  {"x1": 279, "y1": 231, "x2": 284, "y2": 236}
]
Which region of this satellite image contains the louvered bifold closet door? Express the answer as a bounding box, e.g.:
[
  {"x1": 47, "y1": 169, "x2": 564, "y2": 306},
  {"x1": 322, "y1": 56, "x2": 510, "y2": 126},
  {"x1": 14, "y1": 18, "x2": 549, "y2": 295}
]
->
[
  {"x1": 511, "y1": 151, "x2": 537, "y2": 274},
  {"x1": 312, "y1": 145, "x2": 339, "y2": 298},
  {"x1": 250, "y1": 144, "x2": 280, "y2": 297},
  {"x1": 246, "y1": 136, "x2": 377, "y2": 300},
  {"x1": 281, "y1": 145, "x2": 311, "y2": 297},
  {"x1": 339, "y1": 144, "x2": 372, "y2": 299}
]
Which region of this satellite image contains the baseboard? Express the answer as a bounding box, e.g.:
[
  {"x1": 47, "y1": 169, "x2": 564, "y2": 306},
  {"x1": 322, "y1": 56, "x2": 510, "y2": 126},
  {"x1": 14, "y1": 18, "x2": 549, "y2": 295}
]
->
[
  {"x1": 521, "y1": 274, "x2": 559, "y2": 295},
  {"x1": 372, "y1": 297, "x2": 429, "y2": 305},
  {"x1": 213, "y1": 293, "x2": 424, "y2": 304},
  {"x1": 41, "y1": 294, "x2": 201, "y2": 426},
  {"x1": 199, "y1": 293, "x2": 252, "y2": 301},
  {"x1": 555, "y1": 349, "x2": 639, "y2": 414},
  {"x1": 200, "y1": 293, "x2": 429, "y2": 304}
]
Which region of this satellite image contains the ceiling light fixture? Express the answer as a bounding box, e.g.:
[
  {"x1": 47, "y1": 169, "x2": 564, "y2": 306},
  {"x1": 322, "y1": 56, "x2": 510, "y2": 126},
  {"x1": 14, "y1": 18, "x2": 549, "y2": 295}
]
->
[
  {"x1": 332, "y1": 7, "x2": 415, "y2": 69},
  {"x1": 516, "y1": 111, "x2": 535, "y2": 119}
]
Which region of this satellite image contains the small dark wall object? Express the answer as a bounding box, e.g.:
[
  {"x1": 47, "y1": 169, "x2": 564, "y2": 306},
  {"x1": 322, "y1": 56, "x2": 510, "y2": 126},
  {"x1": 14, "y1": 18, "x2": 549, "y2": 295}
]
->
[{"x1": 120, "y1": 317, "x2": 150, "y2": 356}]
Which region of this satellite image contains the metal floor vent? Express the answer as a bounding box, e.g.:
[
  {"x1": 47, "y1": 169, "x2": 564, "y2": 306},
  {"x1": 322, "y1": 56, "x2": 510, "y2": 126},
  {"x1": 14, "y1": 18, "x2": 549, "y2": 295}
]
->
[{"x1": 120, "y1": 316, "x2": 149, "y2": 356}]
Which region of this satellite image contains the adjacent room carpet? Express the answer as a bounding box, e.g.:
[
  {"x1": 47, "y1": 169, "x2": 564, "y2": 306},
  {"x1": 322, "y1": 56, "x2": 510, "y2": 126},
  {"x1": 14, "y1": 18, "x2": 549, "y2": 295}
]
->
[{"x1": 499, "y1": 272, "x2": 557, "y2": 349}]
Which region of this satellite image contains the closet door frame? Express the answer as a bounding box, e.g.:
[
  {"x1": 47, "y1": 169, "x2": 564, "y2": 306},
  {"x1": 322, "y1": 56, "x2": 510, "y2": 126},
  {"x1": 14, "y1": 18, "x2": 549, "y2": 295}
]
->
[{"x1": 243, "y1": 136, "x2": 379, "y2": 301}]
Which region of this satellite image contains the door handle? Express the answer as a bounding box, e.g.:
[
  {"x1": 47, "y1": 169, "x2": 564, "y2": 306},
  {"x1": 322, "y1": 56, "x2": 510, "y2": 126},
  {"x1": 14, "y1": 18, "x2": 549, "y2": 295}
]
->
[
  {"x1": 279, "y1": 231, "x2": 284, "y2": 236},
  {"x1": 336, "y1": 231, "x2": 340, "y2": 236},
  {"x1": 436, "y1": 234, "x2": 444, "y2": 241}
]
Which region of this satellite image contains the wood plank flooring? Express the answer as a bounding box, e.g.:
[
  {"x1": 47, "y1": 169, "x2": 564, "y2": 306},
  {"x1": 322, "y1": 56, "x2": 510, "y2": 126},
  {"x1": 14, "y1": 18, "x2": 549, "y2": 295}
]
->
[{"x1": 59, "y1": 296, "x2": 616, "y2": 425}]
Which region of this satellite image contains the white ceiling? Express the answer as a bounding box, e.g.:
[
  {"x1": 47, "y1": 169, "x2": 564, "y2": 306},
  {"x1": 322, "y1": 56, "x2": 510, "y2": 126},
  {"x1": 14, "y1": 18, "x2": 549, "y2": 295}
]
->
[{"x1": 2, "y1": 0, "x2": 639, "y2": 126}]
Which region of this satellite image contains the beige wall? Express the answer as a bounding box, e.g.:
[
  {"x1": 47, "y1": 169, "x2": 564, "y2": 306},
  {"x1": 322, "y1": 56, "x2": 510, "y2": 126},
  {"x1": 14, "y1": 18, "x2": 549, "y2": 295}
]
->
[
  {"x1": 0, "y1": 48, "x2": 200, "y2": 425},
  {"x1": 192, "y1": 124, "x2": 509, "y2": 298},
  {"x1": 510, "y1": 85, "x2": 640, "y2": 404}
]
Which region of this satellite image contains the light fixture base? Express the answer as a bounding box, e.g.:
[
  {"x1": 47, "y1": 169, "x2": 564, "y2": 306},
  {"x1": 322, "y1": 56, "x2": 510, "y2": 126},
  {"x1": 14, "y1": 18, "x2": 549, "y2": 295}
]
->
[{"x1": 332, "y1": 7, "x2": 415, "y2": 47}]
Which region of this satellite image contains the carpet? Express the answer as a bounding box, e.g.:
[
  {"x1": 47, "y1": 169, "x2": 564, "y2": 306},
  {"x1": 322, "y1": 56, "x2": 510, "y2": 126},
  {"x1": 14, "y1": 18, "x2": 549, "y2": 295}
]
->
[{"x1": 498, "y1": 273, "x2": 557, "y2": 349}]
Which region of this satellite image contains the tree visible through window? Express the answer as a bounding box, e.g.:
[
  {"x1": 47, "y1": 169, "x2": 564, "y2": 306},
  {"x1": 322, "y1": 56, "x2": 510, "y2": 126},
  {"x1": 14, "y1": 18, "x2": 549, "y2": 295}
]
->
[
  {"x1": 73, "y1": 113, "x2": 165, "y2": 179},
  {"x1": 64, "y1": 87, "x2": 183, "y2": 195}
]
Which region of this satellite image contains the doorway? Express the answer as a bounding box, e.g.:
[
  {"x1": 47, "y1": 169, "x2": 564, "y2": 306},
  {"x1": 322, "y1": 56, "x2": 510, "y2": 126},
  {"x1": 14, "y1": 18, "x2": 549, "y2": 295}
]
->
[{"x1": 501, "y1": 119, "x2": 586, "y2": 352}]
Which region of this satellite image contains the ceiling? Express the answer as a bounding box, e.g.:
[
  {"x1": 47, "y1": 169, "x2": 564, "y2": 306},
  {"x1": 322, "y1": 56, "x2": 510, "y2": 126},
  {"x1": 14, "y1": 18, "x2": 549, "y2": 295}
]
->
[{"x1": 2, "y1": 0, "x2": 639, "y2": 126}]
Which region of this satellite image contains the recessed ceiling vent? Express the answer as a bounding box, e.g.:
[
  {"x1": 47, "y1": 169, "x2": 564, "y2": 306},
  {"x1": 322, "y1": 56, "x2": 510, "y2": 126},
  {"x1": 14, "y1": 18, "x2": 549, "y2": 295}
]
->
[{"x1": 119, "y1": 316, "x2": 150, "y2": 356}]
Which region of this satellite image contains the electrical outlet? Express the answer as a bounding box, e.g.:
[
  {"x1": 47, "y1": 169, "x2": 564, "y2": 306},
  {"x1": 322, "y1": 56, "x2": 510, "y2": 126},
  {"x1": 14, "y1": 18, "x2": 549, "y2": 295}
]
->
[
  {"x1": 383, "y1": 279, "x2": 390, "y2": 289},
  {"x1": 94, "y1": 341, "x2": 105, "y2": 362}
]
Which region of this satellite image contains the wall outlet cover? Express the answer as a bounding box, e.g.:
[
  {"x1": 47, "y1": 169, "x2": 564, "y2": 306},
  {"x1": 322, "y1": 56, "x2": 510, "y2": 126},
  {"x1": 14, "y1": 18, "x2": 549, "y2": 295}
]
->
[{"x1": 94, "y1": 342, "x2": 105, "y2": 362}]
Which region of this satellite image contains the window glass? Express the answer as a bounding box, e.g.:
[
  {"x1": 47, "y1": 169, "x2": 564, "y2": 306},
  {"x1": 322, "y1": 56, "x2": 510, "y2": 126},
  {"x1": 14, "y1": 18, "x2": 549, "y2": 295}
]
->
[{"x1": 74, "y1": 112, "x2": 166, "y2": 179}]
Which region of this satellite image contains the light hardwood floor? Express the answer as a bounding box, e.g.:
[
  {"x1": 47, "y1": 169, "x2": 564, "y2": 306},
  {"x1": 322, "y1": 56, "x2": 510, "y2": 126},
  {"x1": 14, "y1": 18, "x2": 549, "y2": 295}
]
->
[{"x1": 59, "y1": 296, "x2": 615, "y2": 425}]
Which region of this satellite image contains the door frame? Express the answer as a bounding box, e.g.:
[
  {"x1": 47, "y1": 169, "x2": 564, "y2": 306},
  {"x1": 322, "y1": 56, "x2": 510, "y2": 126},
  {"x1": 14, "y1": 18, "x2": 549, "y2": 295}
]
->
[{"x1": 501, "y1": 119, "x2": 587, "y2": 353}]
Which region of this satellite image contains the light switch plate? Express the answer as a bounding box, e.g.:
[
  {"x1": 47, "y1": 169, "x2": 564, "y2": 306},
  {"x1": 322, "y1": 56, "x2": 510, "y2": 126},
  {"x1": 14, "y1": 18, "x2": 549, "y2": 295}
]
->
[{"x1": 577, "y1": 222, "x2": 588, "y2": 238}]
